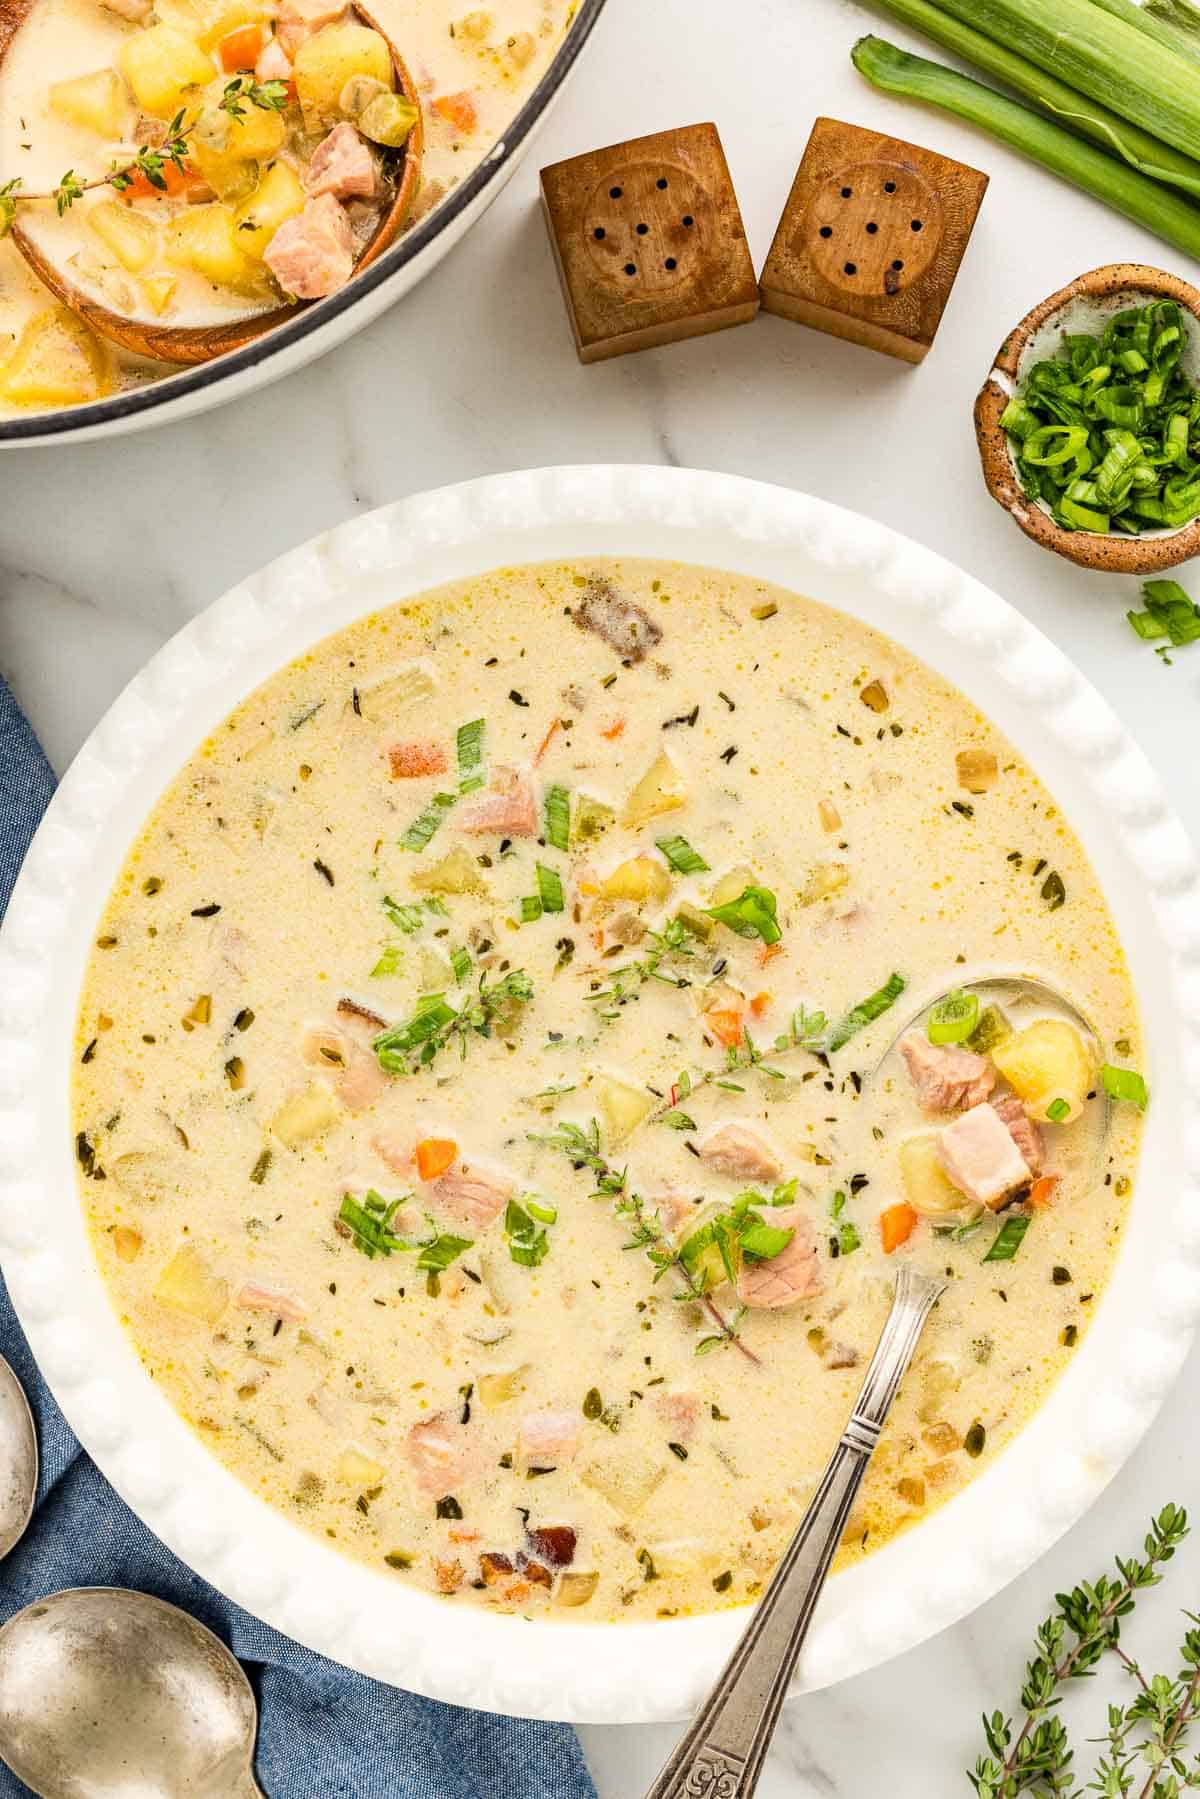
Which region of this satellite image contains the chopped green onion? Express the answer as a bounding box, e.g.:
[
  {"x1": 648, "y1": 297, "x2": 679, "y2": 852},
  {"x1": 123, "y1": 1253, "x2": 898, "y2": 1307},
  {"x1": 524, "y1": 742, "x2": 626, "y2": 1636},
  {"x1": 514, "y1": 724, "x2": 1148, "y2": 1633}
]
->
[
  {"x1": 525, "y1": 1198, "x2": 558, "y2": 1224},
  {"x1": 450, "y1": 945, "x2": 472, "y2": 984},
  {"x1": 982, "y1": 1214, "x2": 1031, "y2": 1263},
  {"x1": 1101, "y1": 1062, "x2": 1150, "y2": 1108},
  {"x1": 1045, "y1": 1097, "x2": 1071, "y2": 1122},
  {"x1": 706, "y1": 884, "x2": 782, "y2": 945},
  {"x1": 927, "y1": 990, "x2": 980, "y2": 1045},
  {"x1": 415, "y1": 1230, "x2": 473, "y2": 1273},
  {"x1": 655, "y1": 834, "x2": 710, "y2": 875},
  {"x1": 826, "y1": 972, "x2": 907, "y2": 1053},
  {"x1": 504, "y1": 1197, "x2": 551, "y2": 1267},
  {"x1": 371, "y1": 945, "x2": 404, "y2": 978},
  {"x1": 738, "y1": 1219, "x2": 795, "y2": 1262},
  {"x1": 837, "y1": 1219, "x2": 862, "y2": 1257},
  {"x1": 1127, "y1": 577, "x2": 1200, "y2": 654},
  {"x1": 519, "y1": 895, "x2": 543, "y2": 923},
  {"x1": 382, "y1": 896, "x2": 426, "y2": 933},
  {"x1": 966, "y1": 1004, "x2": 1011, "y2": 1055},
  {"x1": 339, "y1": 1191, "x2": 411, "y2": 1259},
  {"x1": 456, "y1": 718, "x2": 485, "y2": 793},
  {"x1": 400, "y1": 791, "x2": 456, "y2": 852},
  {"x1": 544, "y1": 784, "x2": 571, "y2": 852},
  {"x1": 536, "y1": 864, "x2": 565, "y2": 913}
]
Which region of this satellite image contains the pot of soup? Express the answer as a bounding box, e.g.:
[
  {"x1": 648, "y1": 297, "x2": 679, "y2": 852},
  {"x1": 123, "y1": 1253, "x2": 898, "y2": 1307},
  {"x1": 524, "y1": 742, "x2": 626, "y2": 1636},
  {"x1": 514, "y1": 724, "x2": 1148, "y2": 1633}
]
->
[
  {"x1": 1, "y1": 466, "x2": 1196, "y2": 1722},
  {"x1": 0, "y1": 0, "x2": 605, "y2": 444}
]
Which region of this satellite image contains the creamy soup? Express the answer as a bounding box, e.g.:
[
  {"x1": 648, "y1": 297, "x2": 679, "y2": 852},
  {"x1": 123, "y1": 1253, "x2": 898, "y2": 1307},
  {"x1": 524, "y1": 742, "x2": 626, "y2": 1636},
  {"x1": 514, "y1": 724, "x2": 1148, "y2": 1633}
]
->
[
  {"x1": 73, "y1": 559, "x2": 1144, "y2": 1623},
  {"x1": 0, "y1": 0, "x2": 572, "y2": 416}
]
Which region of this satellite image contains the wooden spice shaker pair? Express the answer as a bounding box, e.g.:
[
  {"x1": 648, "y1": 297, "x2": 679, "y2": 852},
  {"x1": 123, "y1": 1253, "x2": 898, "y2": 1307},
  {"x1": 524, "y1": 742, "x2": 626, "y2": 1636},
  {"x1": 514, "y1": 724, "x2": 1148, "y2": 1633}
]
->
[{"x1": 540, "y1": 117, "x2": 988, "y2": 366}]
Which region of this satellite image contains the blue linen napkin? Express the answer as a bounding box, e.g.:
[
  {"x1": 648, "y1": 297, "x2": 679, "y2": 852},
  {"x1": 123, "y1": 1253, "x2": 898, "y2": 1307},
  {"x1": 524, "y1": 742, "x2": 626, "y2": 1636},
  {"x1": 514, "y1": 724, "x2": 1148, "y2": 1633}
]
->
[{"x1": 0, "y1": 677, "x2": 598, "y2": 1799}]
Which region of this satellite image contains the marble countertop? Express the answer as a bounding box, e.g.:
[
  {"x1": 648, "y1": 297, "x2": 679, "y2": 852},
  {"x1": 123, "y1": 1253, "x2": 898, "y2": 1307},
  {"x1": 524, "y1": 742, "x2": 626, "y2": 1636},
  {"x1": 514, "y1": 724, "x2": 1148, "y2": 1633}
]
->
[{"x1": 5, "y1": 0, "x2": 1200, "y2": 1790}]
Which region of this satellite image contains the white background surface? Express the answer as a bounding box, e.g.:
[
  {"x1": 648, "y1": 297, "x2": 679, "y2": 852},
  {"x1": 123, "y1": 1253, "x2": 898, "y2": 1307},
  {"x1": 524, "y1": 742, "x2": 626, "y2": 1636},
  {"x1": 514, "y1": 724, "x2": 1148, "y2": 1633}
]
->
[{"x1": 4, "y1": 0, "x2": 1200, "y2": 1792}]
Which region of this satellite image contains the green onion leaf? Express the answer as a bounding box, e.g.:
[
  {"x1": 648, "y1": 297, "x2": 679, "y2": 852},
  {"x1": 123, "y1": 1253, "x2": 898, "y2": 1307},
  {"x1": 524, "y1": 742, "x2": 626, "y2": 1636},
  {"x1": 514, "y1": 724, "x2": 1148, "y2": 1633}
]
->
[
  {"x1": 371, "y1": 945, "x2": 404, "y2": 978},
  {"x1": 544, "y1": 783, "x2": 571, "y2": 852},
  {"x1": 738, "y1": 1219, "x2": 795, "y2": 1262},
  {"x1": 927, "y1": 990, "x2": 980, "y2": 1045},
  {"x1": 525, "y1": 1197, "x2": 557, "y2": 1224},
  {"x1": 826, "y1": 972, "x2": 907, "y2": 1053},
  {"x1": 382, "y1": 897, "x2": 426, "y2": 934},
  {"x1": 450, "y1": 945, "x2": 472, "y2": 984},
  {"x1": 416, "y1": 1230, "x2": 473, "y2": 1273},
  {"x1": 655, "y1": 834, "x2": 710, "y2": 875},
  {"x1": 519, "y1": 895, "x2": 543, "y2": 923},
  {"x1": 1045, "y1": 1097, "x2": 1071, "y2": 1122},
  {"x1": 1101, "y1": 1062, "x2": 1150, "y2": 1108},
  {"x1": 982, "y1": 1214, "x2": 1030, "y2": 1263},
  {"x1": 400, "y1": 792, "x2": 456, "y2": 852},
  {"x1": 456, "y1": 718, "x2": 485, "y2": 793},
  {"x1": 706, "y1": 884, "x2": 782, "y2": 945},
  {"x1": 536, "y1": 864, "x2": 565, "y2": 913}
]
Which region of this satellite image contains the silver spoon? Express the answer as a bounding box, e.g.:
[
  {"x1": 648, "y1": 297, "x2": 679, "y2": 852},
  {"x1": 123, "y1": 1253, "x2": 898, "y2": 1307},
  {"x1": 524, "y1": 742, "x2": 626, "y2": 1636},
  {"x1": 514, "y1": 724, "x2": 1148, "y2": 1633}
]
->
[
  {"x1": 644, "y1": 1265, "x2": 945, "y2": 1799},
  {"x1": 879, "y1": 974, "x2": 1103, "y2": 1071},
  {"x1": 0, "y1": 1588, "x2": 265, "y2": 1798},
  {"x1": 0, "y1": 1353, "x2": 36, "y2": 1559}
]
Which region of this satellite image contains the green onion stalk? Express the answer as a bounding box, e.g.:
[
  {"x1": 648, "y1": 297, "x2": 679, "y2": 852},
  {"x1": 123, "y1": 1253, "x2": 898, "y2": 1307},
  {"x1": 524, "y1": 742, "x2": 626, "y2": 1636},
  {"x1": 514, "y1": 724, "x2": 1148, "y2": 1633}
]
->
[
  {"x1": 851, "y1": 37, "x2": 1200, "y2": 262},
  {"x1": 870, "y1": 0, "x2": 1200, "y2": 193}
]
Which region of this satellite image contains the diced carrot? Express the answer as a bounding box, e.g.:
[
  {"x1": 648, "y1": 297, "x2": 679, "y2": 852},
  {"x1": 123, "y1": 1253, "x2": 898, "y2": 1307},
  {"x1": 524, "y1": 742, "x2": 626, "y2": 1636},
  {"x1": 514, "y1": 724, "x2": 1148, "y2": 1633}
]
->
[
  {"x1": 120, "y1": 160, "x2": 203, "y2": 201},
  {"x1": 758, "y1": 942, "x2": 783, "y2": 967},
  {"x1": 1028, "y1": 1173, "x2": 1061, "y2": 1209},
  {"x1": 415, "y1": 1137, "x2": 457, "y2": 1181},
  {"x1": 704, "y1": 1007, "x2": 745, "y2": 1049},
  {"x1": 433, "y1": 89, "x2": 478, "y2": 133},
  {"x1": 591, "y1": 928, "x2": 605, "y2": 950},
  {"x1": 448, "y1": 1526, "x2": 480, "y2": 1544},
  {"x1": 219, "y1": 22, "x2": 264, "y2": 68},
  {"x1": 387, "y1": 739, "x2": 449, "y2": 778},
  {"x1": 880, "y1": 1202, "x2": 917, "y2": 1254},
  {"x1": 534, "y1": 717, "x2": 562, "y2": 764},
  {"x1": 600, "y1": 718, "x2": 625, "y2": 740},
  {"x1": 749, "y1": 991, "x2": 771, "y2": 1018}
]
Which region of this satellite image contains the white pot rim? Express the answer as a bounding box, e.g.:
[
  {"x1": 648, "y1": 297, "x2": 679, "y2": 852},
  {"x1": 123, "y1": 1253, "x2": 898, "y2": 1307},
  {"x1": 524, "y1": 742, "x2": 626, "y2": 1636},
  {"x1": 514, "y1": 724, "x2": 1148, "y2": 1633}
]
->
[{"x1": 4, "y1": 464, "x2": 1199, "y2": 1724}]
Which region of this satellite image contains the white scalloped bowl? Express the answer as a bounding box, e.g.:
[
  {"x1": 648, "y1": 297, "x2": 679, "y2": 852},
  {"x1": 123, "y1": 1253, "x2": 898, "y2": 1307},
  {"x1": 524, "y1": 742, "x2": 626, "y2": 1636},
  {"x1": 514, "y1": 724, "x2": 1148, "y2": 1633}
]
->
[{"x1": 3, "y1": 466, "x2": 1199, "y2": 1724}]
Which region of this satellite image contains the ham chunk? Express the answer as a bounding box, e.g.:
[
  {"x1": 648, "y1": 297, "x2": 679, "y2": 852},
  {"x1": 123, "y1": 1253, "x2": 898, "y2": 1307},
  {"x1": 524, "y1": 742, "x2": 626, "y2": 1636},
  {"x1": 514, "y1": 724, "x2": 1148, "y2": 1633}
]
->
[
  {"x1": 735, "y1": 1205, "x2": 822, "y2": 1309},
  {"x1": 572, "y1": 574, "x2": 662, "y2": 663},
  {"x1": 385, "y1": 737, "x2": 448, "y2": 778},
  {"x1": 301, "y1": 1025, "x2": 386, "y2": 1113},
  {"x1": 264, "y1": 194, "x2": 355, "y2": 300},
  {"x1": 255, "y1": 36, "x2": 293, "y2": 81},
  {"x1": 372, "y1": 1130, "x2": 410, "y2": 1176},
  {"x1": 937, "y1": 1102, "x2": 1034, "y2": 1210},
  {"x1": 700, "y1": 1123, "x2": 782, "y2": 1185},
  {"x1": 993, "y1": 1092, "x2": 1044, "y2": 1176},
  {"x1": 517, "y1": 1408, "x2": 579, "y2": 1471},
  {"x1": 457, "y1": 766, "x2": 537, "y2": 837},
  {"x1": 277, "y1": 0, "x2": 346, "y2": 56},
  {"x1": 901, "y1": 1034, "x2": 995, "y2": 1113},
  {"x1": 654, "y1": 1189, "x2": 700, "y2": 1236},
  {"x1": 406, "y1": 1409, "x2": 483, "y2": 1498},
  {"x1": 652, "y1": 1388, "x2": 701, "y2": 1442},
  {"x1": 429, "y1": 1161, "x2": 514, "y2": 1230},
  {"x1": 235, "y1": 1281, "x2": 307, "y2": 1322},
  {"x1": 305, "y1": 122, "x2": 379, "y2": 201}
]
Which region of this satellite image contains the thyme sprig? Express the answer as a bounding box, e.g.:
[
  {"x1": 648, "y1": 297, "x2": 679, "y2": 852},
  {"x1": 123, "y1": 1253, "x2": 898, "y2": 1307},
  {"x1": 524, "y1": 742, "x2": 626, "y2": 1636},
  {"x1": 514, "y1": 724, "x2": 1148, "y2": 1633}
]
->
[
  {"x1": 532, "y1": 1117, "x2": 759, "y2": 1364},
  {"x1": 584, "y1": 917, "x2": 696, "y2": 1017},
  {"x1": 0, "y1": 80, "x2": 288, "y2": 234},
  {"x1": 970, "y1": 1502, "x2": 1193, "y2": 1797},
  {"x1": 373, "y1": 968, "x2": 533, "y2": 1075},
  {"x1": 651, "y1": 1003, "x2": 829, "y2": 1128}
]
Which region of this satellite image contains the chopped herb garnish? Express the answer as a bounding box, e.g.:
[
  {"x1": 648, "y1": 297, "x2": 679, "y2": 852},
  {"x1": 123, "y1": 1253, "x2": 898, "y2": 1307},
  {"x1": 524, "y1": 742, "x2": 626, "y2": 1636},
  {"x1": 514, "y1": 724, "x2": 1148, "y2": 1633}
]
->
[
  {"x1": 927, "y1": 989, "x2": 979, "y2": 1046},
  {"x1": 191, "y1": 903, "x2": 221, "y2": 918},
  {"x1": 536, "y1": 864, "x2": 565, "y2": 913},
  {"x1": 667, "y1": 1441, "x2": 689, "y2": 1461},
  {"x1": 656, "y1": 834, "x2": 710, "y2": 875},
  {"x1": 1041, "y1": 870, "x2": 1067, "y2": 912},
  {"x1": 435, "y1": 1495, "x2": 463, "y2": 1519},
  {"x1": 338, "y1": 1191, "x2": 411, "y2": 1259},
  {"x1": 964, "y1": 1421, "x2": 986, "y2": 1458},
  {"x1": 519, "y1": 896, "x2": 542, "y2": 923},
  {"x1": 313, "y1": 858, "x2": 334, "y2": 886},
  {"x1": 706, "y1": 884, "x2": 782, "y2": 945},
  {"x1": 374, "y1": 969, "x2": 534, "y2": 1075},
  {"x1": 371, "y1": 945, "x2": 405, "y2": 978},
  {"x1": 450, "y1": 945, "x2": 472, "y2": 984},
  {"x1": 1101, "y1": 1062, "x2": 1149, "y2": 1109},
  {"x1": 1128, "y1": 577, "x2": 1200, "y2": 659},
  {"x1": 505, "y1": 1197, "x2": 552, "y2": 1267},
  {"x1": 825, "y1": 972, "x2": 906, "y2": 1054},
  {"x1": 400, "y1": 792, "x2": 456, "y2": 853},
  {"x1": 382, "y1": 897, "x2": 427, "y2": 934},
  {"x1": 544, "y1": 784, "x2": 571, "y2": 852},
  {"x1": 1046, "y1": 1097, "x2": 1071, "y2": 1122},
  {"x1": 982, "y1": 1214, "x2": 1031, "y2": 1264},
  {"x1": 583, "y1": 1387, "x2": 604, "y2": 1420},
  {"x1": 415, "y1": 1230, "x2": 474, "y2": 1273},
  {"x1": 456, "y1": 718, "x2": 485, "y2": 793},
  {"x1": 249, "y1": 1148, "x2": 272, "y2": 1185}
]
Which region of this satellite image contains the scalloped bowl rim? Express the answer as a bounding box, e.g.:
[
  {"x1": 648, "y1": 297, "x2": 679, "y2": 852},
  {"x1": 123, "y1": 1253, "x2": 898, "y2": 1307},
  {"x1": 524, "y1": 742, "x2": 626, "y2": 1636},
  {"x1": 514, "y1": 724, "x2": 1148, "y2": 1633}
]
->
[{"x1": 2, "y1": 465, "x2": 1199, "y2": 1725}]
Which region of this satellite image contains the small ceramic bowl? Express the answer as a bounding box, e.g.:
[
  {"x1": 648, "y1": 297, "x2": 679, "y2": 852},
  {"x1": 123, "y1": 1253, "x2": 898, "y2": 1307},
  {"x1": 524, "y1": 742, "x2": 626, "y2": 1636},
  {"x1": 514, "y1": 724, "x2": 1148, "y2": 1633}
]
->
[{"x1": 975, "y1": 262, "x2": 1200, "y2": 573}]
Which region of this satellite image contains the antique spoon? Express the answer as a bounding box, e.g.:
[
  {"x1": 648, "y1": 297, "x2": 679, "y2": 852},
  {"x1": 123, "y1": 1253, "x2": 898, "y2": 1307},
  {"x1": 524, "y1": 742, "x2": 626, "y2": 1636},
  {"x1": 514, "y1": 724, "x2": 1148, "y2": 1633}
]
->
[
  {"x1": 644, "y1": 1265, "x2": 945, "y2": 1799},
  {"x1": 878, "y1": 974, "x2": 1103, "y2": 1073},
  {"x1": 0, "y1": 1353, "x2": 36, "y2": 1560},
  {"x1": 0, "y1": 1588, "x2": 264, "y2": 1798},
  {"x1": 0, "y1": 0, "x2": 422, "y2": 366}
]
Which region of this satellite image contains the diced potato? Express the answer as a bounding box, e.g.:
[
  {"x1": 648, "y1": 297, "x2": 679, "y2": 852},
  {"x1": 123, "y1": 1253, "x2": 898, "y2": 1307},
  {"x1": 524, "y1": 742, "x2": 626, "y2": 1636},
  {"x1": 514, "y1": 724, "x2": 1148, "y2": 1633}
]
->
[
  {"x1": 555, "y1": 1570, "x2": 599, "y2": 1608},
  {"x1": 0, "y1": 308, "x2": 111, "y2": 407},
  {"x1": 141, "y1": 275, "x2": 179, "y2": 315},
  {"x1": 113, "y1": 1226, "x2": 143, "y2": 1263},
  {"x1": 599, "y1": 855, "x2": 671, "y2": 905},
  {"x1": 356, "y1": 664, "x2": 435, "y2": 719},
  {"x1": 644, "y1": 1536, "x2": 722, "y2": 1578},
  {"x1": 818, "y1": 799, "x2": 841, "y2": 833},
  {"x1": 293, "y1": 22, "x2": 394, "y2": 132},
  {"x1": 675, "y1": 901, "x2": 714, "y2": 942},
  {"x1": 154, "y1": 1244, "x2": 229, "y2": 1324},
  {"x1": 335, "y1": 1446, "x2": 385, "y2": 1486},
  {"x1": 197, "y1": 0, "x2": 274, "y2": 49},
  {"x1": 708, "y1": 864, "x2": 755, "y2": 909},
  {"x1": 916, "y1": 1353, "x2": 963, "y2": 1424},
  {"x1": 595, "y1": 1073, "x2": 652, "y2": 1145},
  {"x1": 118, "y1": 24, "x2": 216, "y2": 118},
  {"x1": 477, "y1": 1366, "x2": 529, "y2": 1409},
  {"x1": 621, "y1": 751, "x2": 687, "y2": 828},
  {"x1": 89, "y1": 200, "x2": 159, "y2": 273},
  {"x1": 269, "y1": 1082, "x2": 341, "y2": 1146},
  {"x1": 573, "y1": 794, "x2": 615, "y2": 844},
  {"x1": 49, "y1": 69, "x2": 129, "y2": 137},
  {"x1": 356, "y1": 91, "x2": 419, "y2": 148},
  {"x1": 221, "y1": 99, "x2": 287, "y2": 162},
  {"x1": 167, "y1": 204, "x2": 263, "y2": 294},
  {"x1": 799, "y1": 862, "x2": 849, "y2": 906},
  {"x1": 899, "y1": 1134, "x2": 976, "y2": 1220},
  {"x1": 111, "y1": 1148, "x2": 188, "y2": 1204},
  {"x1": 991, "y1": 1018, "x2": 1094, "y2": 1124},
  {"x1": 189, "y1": 138, "x2": 261, "y2": 204},
  {"x1": 233, "y1": 159, "x2": 306, "y2": 260},
  {"x1": 411, "y1": 846, "x2": 488, "y2": 896},
  {"x1": 956, "y1": 749, "x2": 998, "y2": 793},
  {"x1": 581, "y1": 1456, "x2": 666, "y2": 1519},
  {"x1": 339, "y1": 73, "x2": 389, "y2": 118}
]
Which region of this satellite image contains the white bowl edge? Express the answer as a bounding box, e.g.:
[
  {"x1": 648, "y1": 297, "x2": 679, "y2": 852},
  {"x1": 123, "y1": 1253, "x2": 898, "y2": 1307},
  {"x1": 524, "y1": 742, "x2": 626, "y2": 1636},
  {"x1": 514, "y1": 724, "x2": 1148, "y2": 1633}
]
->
[{"x1": 1, "y1": 464, "x2": 1198, "y2": 1724}]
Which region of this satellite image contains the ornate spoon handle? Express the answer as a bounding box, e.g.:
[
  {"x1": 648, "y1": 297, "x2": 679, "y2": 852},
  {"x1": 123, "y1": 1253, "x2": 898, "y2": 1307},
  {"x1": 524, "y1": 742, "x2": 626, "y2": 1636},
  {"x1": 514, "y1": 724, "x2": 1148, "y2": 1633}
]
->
[{"x1": 643, "y1": 1265, "x2": 945, "y2": 1799}]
